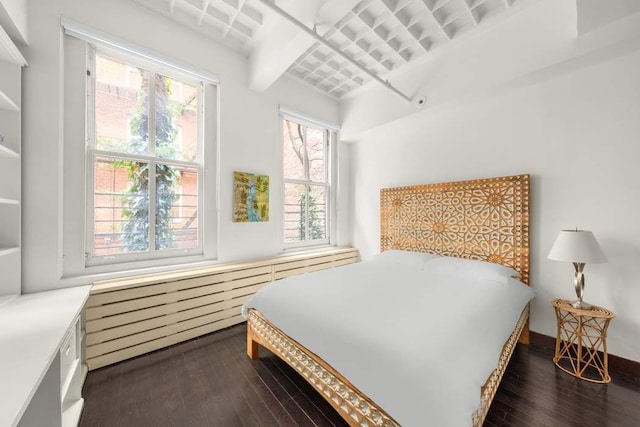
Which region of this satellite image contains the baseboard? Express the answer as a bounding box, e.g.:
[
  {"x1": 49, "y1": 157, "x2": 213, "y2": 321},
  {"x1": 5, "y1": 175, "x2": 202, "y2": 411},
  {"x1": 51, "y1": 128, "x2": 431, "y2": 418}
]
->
[{"x1": 530, "y1": 331, "x2": 640, "y2": 383}]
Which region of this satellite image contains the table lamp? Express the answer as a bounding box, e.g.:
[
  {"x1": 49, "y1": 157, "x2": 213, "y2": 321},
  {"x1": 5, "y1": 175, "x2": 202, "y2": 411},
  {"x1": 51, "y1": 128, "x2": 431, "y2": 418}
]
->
[{"x1": 547, "y1": 229, "x2": 606, "y2": 309}]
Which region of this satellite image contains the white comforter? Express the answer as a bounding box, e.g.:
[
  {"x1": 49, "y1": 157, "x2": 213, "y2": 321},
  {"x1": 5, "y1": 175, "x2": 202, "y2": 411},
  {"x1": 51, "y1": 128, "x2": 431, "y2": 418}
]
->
[{"x1": 242, "y1": 258, "x2": 534, "y2": 426}]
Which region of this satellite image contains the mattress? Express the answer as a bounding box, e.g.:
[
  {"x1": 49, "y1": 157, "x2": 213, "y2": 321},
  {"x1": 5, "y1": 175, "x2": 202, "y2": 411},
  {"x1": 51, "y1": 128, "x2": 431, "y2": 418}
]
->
[{"x1": 242, "y1": 254, "x2": 535, "y2": 426}]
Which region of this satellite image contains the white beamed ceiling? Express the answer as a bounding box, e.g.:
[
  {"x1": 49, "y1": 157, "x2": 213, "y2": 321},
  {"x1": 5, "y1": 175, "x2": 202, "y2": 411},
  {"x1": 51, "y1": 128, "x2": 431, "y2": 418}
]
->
[{"x1": 131, "y1": 0, "x2": 529, "y2": 99}]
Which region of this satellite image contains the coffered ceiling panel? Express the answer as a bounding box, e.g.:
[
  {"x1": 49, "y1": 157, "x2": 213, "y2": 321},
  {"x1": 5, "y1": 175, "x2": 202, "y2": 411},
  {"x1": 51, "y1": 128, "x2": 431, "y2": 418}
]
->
[{"x1": 131, "y1": 0, "x2": 528, "y2": 100}]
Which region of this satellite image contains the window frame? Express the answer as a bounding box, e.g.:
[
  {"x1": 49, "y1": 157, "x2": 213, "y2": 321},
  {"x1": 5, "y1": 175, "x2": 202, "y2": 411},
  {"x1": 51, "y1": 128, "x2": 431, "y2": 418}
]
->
[
  {"x1": 85, "y1": 45, "x2": 206, "y2": 266},
  {"x1": 281, "y1": 111, "x2": 336, "y2": 250}
]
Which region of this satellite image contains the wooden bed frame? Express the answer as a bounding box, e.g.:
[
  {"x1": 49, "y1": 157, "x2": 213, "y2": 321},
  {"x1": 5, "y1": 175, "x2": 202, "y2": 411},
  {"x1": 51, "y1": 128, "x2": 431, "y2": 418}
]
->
[{"x1": 247, "y1": 174, "x2": 530, "y2": 426}]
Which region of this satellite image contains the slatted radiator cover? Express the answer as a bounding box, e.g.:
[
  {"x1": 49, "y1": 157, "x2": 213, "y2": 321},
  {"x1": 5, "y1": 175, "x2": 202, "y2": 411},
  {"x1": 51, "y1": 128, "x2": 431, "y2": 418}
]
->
[{"x1": 86, "y1": 247, "x2": 359, "y2": 369}]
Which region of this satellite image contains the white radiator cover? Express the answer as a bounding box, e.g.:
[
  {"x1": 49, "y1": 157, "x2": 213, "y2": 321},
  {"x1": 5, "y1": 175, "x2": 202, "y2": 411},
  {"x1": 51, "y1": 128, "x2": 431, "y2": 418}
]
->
[{"x1": 86, "y1": 247, "x2": 359, "y2": 369}]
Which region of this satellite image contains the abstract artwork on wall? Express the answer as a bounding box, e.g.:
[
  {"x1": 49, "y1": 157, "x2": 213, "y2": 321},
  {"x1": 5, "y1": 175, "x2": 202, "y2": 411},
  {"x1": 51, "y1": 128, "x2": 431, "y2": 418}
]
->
[{"x1": 233, "y1": 171, "x2": 269, "y2": 222}]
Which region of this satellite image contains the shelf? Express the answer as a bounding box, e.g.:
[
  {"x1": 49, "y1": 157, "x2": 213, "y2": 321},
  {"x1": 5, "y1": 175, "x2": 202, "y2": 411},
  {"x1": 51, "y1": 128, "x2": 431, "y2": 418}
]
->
[
  {"x1": 0, "y1": 197, "x2": 19, "y2": 205},
  {"x1": 0, "y1": 89, "x2": 18, "y2": 112},
  {"x1": 61, "y1": 358, "x2": 80, "y2": 399},
  {"x1": 0, "y1": 246, "x2": 19, "y2": 256},
  {"x1": 0, "y1": 22, "x2": 27, "y2": 66},
  {"x1": 0, "y1": 144, "x2": 19, "y2": 158}
]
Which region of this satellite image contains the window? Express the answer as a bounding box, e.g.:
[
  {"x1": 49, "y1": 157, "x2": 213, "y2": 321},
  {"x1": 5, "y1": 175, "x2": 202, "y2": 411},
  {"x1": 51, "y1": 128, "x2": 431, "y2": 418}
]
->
[
  {"x1": 282, "y1": 115, "x2": 334, "y2": 247},
  {"x1": 87, "y1": 49, "x2": 203, "y2": 263}
]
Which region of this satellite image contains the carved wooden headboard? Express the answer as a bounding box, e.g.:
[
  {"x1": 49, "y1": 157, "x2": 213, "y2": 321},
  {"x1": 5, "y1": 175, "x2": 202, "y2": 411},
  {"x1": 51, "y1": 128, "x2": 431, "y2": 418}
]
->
[{"x1": 380, "y1": 174, "x2": 530, "y2": 284}]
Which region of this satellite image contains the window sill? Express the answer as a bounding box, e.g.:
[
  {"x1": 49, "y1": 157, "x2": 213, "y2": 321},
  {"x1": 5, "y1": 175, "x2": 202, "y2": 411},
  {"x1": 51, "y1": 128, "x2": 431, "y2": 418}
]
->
[
  {"x1": 280, "y1": 243, "x2": 337, "y2": 255},
  {"x1": 61, "y1": 255, "x2": 220, "y2": 287}
]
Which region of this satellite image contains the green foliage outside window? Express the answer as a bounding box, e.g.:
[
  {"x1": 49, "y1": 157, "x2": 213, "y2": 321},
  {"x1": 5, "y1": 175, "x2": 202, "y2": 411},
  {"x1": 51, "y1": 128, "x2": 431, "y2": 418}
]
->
[
  {"x1": 121, "y1": 73, "x2": 179, "y2": 251},
  {"x1": 298, "y1": 192, "x2": 325, "y2": 240}
]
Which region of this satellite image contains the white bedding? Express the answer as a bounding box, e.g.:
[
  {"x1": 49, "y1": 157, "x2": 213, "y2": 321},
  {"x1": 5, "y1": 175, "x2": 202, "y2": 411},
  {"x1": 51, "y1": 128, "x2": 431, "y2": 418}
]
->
[{"x1": 242, "y1": 254, "x2": 535, "y2": 426}]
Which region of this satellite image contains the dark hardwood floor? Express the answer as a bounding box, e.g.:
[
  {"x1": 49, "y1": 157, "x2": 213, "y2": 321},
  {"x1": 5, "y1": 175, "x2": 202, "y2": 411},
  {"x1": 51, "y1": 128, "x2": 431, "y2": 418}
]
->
[{"x1": 80, "y1": 324, "x2": 640, "y2": 426}]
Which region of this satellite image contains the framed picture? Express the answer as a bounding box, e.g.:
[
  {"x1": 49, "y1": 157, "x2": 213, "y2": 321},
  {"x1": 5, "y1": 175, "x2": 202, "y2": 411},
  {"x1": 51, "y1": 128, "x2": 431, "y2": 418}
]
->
[{"x1": 233, "y1": 171, "x2": 269, "y2": 222}]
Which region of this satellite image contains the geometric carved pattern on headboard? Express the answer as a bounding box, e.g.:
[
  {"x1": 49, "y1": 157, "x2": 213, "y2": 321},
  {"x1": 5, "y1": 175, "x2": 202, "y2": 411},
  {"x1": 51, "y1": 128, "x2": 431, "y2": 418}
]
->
[{"x1": 380, "y1": 174, "x2": 530, "y2": 284}]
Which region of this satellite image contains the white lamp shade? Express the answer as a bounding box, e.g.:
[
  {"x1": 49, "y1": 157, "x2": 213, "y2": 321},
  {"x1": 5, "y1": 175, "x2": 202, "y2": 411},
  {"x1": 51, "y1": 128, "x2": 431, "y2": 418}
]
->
[{"x1": 547, "y1": 229, "x2": 607, "y2": 263}]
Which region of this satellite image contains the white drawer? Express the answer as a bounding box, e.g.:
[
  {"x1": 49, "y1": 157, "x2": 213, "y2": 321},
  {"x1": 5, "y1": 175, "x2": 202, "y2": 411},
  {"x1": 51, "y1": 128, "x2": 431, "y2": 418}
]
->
[{"x1": 60, "y1": 316, "x2": 80, "y2": 387}]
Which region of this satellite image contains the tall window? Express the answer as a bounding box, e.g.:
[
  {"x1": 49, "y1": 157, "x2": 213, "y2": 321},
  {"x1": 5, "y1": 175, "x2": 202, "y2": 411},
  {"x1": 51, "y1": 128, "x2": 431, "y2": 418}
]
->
[
  {"x1": 87, "y1": 49, "x2": 203, "y2": 263},
  {"x1": 283, "y1": 116, "x2": 332, "y2": 247}
]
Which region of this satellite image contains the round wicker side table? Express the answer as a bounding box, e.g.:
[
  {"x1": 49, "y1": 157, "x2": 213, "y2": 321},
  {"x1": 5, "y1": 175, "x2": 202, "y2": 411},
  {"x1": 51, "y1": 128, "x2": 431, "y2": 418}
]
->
[{"x1": 552, "y1": 299, "x2": 615, "y2": 384}]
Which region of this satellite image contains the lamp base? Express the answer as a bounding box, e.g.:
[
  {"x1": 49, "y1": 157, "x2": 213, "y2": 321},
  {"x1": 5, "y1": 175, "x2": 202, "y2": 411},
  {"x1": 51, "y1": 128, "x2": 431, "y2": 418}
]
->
[
  {"x1": 571, "y1": 300, "x2": 592, "y2": 310},
  {"x1": 571, "y1": 263, "x2": 592, "y2": 310}
]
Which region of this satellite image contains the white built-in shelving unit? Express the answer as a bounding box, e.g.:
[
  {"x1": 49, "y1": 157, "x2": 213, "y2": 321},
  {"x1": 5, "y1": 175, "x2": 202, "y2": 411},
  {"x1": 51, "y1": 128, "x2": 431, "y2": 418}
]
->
[
  {"x1": 0, "y1": 286, "x2": 91, "y2": 427},
  {"x1": 0, "y1": 21, "x2": 26, "y2": 299},
  {"x1": 0, "y1": 16, "x2": 90, "y2": 427}
]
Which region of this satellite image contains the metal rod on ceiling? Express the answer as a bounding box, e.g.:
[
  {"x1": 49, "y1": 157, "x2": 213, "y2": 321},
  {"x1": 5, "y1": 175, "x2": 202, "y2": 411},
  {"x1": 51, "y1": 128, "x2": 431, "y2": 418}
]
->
[{"x1": 258, "y1": 0, "x2": 413, "y2": 102}]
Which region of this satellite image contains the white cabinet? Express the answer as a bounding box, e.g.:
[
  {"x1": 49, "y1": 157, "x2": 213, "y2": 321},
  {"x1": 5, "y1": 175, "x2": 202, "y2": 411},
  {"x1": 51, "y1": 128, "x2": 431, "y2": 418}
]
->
[
  {"x1": 0, "y1": 21, "x2": 26, "y2": 298},
  {"x1": 60, "y1": 316, "x2": 86, "y2": 427},
  {"x1": 0, "y1": 286, "x2": 91, "y2": 427}
]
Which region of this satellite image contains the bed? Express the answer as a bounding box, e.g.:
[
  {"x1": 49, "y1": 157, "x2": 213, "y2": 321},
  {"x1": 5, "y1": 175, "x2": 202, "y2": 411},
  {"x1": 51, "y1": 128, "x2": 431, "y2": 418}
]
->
[{"x1": 243, "y1": 174, "x2": 531, "y2": 426}]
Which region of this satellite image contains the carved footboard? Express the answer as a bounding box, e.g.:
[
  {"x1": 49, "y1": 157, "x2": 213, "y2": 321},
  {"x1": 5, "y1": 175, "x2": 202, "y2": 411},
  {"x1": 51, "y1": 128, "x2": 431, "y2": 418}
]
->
[{"x1": 247, "y1": 306, "x2": 529, "y2": 427}]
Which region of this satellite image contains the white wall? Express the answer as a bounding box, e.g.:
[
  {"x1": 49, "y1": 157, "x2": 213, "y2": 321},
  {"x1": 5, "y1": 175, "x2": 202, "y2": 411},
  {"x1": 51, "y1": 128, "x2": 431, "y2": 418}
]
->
[
  {"x1": 21, "y1": 0, "x2": 340, "y2": 292},
  {"x1": 577, "y1": 0, "x2": 640, "y2": 34},
  {"x1": 342, "y1": 0, "x2": 640, "y2": 362}
]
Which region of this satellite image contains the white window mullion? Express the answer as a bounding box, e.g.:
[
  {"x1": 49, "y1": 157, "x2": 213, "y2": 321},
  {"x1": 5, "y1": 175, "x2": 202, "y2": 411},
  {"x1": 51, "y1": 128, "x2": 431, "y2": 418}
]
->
[
  {"x1": 302, "y1": 124, "x2": 309, "y2": 241},
  {"x1": 324, "y1": 129, "x2": 331, "y2": 240},
  {"x1": 324, "y1": 130, "x2": 329, "y2": 183},
  {"x1": 302, "y1": 125, "x2": 309, "y2": 182},
  {"x1": 283, "y1": 178, "x2": 318, "y2": 186},
  {"x1": 86, "y1": 46, "x2": 97, "y2": 259},
  {"x1": 149, "y1": 160, "x2": 157, "y2": 251},
  {"x1": 304, "y1": 184, "x2": 310, "y2": 241},
  {"x1": 197, "y1": 83, "x2": 205, "y2": 248},
  {"x1": 148, "y1": 74, "x2": 157, "y2": 252},
  {"x1": 196, "y1": 83, "x2": 204, "y2": 163},
  {"x1": 86, "y1": 152, "x2": 97, "y2": 259},
  {"x1": 86, "y1": 45, "x2": 97, "y2": 149},
  {"x1": 148, "y1": 73, "x2": 156, "y2": 158},
  {"x1": 88, "y1": 149, "x2": 195, "y2": 168}
]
